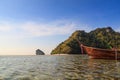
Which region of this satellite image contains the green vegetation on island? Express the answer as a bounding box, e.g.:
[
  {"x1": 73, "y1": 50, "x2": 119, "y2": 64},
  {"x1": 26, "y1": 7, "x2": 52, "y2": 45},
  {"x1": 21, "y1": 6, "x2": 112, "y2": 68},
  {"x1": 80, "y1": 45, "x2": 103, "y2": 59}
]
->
[{"x1": 51, "y1": 27, "x2": 120, "y2": 55}]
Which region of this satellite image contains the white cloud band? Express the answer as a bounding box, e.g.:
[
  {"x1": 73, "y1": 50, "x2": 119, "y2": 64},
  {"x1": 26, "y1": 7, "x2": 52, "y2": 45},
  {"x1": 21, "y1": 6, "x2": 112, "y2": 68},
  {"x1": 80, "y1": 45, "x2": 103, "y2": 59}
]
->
[{"x1": 21, "y1": 21, "x2": 78, "y2": 37}]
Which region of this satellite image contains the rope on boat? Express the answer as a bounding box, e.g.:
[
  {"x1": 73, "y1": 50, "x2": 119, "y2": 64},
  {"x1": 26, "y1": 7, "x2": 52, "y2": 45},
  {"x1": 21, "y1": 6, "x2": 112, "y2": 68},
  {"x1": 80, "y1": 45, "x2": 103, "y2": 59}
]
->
[
  {"x1": 76, "y1": 38, "x2": 84, "y2": 54},
  {"x1": 115, "y1": 48, "x2": 117, "y2": 60},
  {"x1": 80, "y1": 44, "x2": 84, "y2": 54}
]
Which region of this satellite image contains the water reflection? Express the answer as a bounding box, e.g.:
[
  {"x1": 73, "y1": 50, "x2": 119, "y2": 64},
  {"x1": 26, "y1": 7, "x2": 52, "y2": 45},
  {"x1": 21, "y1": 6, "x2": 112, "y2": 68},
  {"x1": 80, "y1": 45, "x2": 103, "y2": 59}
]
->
[
  {"x1": 54, "y1": 55, "x2": 120, "y2": 80},
  {"x1": 87, "y1": 59, "x2": 120, "y2": 79},
  {"x1": 0, "y1": 55, "x2": 120, "y2": 80}
]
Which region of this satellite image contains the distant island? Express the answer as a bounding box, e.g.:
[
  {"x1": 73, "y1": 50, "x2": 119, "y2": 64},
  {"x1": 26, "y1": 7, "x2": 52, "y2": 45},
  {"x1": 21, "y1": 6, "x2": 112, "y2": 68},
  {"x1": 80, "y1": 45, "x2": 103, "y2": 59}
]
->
[
  {"x1": 51, "y1": 27, "x2": 120, "y2": 55},
  {"x1": 36, "y1": 49, "x2": 45, "y2": 55}
]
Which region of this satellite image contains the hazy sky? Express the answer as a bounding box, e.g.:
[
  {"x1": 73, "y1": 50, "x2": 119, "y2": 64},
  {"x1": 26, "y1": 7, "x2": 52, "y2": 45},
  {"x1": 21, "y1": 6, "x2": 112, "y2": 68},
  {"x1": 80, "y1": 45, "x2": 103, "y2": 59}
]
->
[{"x1": 0, "y1": 0, "x2": 120, "y2": 55}]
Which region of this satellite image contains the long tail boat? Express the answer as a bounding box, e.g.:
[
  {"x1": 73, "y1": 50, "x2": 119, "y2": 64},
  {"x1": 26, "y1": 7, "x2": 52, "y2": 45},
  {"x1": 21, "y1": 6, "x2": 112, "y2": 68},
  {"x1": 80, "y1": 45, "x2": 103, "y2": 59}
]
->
[{"x1": 81, "y1": 45, "x2": 120, "y2": 60}]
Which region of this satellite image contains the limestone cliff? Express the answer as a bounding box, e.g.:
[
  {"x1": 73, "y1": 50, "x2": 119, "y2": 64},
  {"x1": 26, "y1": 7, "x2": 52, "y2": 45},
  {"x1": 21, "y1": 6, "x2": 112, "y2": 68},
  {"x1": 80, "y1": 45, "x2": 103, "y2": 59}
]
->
[{"x1": 51, "y1": 27, "x2": 120, "y2": 55}]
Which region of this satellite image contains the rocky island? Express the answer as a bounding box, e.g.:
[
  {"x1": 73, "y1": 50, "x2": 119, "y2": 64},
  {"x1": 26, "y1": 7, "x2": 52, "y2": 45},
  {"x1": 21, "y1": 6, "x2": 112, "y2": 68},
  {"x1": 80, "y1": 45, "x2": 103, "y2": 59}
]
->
[
  {"x1": 36, "y1": 49, "x2": 45, "y2": 55},
  {"x1": 51, "y1": 27, "x2": 120, "y2": 55}
]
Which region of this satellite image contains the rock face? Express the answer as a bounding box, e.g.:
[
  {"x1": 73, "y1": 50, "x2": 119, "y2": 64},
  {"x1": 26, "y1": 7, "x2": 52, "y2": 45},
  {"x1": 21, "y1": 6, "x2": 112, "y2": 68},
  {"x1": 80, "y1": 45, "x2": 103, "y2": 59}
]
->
[
  {"x1": 51, "y1": 27, "x2": 120, "y2": 55},
  {"x1": 36, "y1": 49, "x2": 45, "y2": 55}
]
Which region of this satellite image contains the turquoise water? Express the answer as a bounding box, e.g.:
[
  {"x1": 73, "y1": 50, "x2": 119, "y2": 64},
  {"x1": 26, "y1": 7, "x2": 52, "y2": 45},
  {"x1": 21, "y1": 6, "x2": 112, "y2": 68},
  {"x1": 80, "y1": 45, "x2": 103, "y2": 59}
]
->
[{"x1": 0, "y1": 55, "x2": 120, "y2": 80}]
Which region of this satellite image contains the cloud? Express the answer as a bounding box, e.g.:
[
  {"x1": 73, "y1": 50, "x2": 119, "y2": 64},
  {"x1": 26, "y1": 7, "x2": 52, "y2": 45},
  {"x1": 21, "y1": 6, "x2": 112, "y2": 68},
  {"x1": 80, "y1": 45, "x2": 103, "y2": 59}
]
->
[
  {"x1": 0, "y1": 20, "x2": 93, "y2": 39},
  {"x1": 0, "y1": 22, "x2": 13, "y2": 32},
  {"x1": 21, "y1": 21, "x2": 79, "y2": 37},
  {"x1": 115, "y1": 27, "x2": 120, "y2": 32}
]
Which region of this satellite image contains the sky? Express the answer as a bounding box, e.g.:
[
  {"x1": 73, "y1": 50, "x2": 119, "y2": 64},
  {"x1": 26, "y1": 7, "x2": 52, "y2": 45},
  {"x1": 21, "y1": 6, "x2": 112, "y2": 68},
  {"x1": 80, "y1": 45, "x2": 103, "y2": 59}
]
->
[{"x1": 0, "y1": 0, "x2": 120, "y2": 55}]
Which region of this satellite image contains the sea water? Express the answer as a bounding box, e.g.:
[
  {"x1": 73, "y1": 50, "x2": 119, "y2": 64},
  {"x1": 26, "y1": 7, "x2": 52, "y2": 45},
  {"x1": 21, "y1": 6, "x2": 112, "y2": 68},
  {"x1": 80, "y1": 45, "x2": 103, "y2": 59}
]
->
[{"x1": 0, "y1": 55, "x2": 120, "y2": 80}]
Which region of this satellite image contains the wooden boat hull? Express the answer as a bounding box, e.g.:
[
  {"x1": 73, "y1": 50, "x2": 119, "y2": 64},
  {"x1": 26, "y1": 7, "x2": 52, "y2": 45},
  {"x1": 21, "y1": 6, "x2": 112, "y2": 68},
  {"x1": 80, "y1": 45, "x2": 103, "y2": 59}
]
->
[{"x1": 81, "y1": 45, "x2": 120, "y2": 60}]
